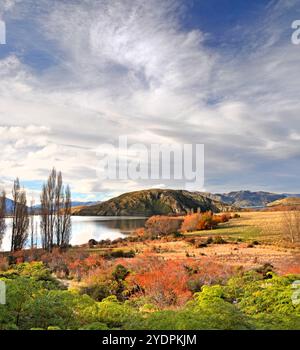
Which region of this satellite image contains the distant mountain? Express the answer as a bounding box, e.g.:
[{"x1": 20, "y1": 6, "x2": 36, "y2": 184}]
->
[
  {"x1": 33, "y1": 201, "x2": 99, "y2": 210},
  {"x1": 199, "y1": 190, "x2": 288, "y2": 208},
  {"x1": 76, "y1": 189, "x2": 237, "y2": 216},
  {"x1": 70, "y1": 201, "x2": 100, "y2": 207}
]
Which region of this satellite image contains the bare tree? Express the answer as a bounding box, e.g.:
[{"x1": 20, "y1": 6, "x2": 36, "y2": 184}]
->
[
  {"x1": 61, "y1": 184, "x2": 72, "y2": 247},
  {"x1": 40, "y1": 169, "x2": 56, "y2": 251},
  {"x1": 40, "y1": 183, "x2": 49, "y2": 250},
  {"x1": 281, "y1": 210, "x2": 300, "y2": 244},
  {"x1": 29, "y1": 198, "x2": 37, "y2": 249},
  {"x1": 55, "y1": 171, "x2": 63, "y2": 246},
  {"x1": 0, "y1": 190, "x2": 6, "y2": 249},
  {"x1": 11, "y1": 178, "x2": 29, "y2": 252},
  {"x1": 40, "y1": 168, "x2": 72, "y2": 251}
]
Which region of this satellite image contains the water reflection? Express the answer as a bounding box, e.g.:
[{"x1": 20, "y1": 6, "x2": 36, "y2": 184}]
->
[{"x1": 0, "y1": 216, "x2": 147, "y2": 251}]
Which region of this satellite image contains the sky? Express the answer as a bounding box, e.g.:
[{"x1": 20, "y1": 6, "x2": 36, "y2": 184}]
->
[{"x1": 0, "y1": 0, "x2": 300, "y2": 202}]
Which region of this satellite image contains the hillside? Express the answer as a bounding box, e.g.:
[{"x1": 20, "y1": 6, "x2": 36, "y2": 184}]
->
[
  {"x1": 200, "y1": 190, "x2": 287, "y2": 208},
  {"x1": 76, "y1": 189, "x2": 236, "y2": 216},
  {"x1": 267, "y1": 197, "x2": 300, "y2": 207}
]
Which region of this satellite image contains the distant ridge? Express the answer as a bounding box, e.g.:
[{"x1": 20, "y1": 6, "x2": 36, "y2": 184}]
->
[
  {"x1": 32, "y1": 201, "x2": 99, "y2": 210},
  {"x1": 2, "y1": 199, "x2": 99, "y2": 214},
  {"x1": 199, "y1": 190, "x2": 289, "y2": 208}
]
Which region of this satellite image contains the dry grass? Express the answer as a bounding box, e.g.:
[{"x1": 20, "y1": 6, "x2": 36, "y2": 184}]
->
[
  {"x1": 185, "y1": 211, "x2": 291, "y2": 243},
  {"x1": 76, "y1": 210, "x2": 300, "y2": 275},
  {"x1": 113, "y1": 237, "x2": 299, "y2": 273},
  {"x1": 123, "y1": 210, "x2": 300, "y2": 273}
]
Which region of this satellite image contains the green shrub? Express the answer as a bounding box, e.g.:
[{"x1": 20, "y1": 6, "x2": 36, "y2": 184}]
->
[
  {"x1": 106, "y1": 250, "x2": 136, "y2": 259},
  {"x1": 79, "y1": 322, "x2": 109, "y2": 330},
  {"x1": 213, "y1": 236, "x2": 227, "y2": 244}
]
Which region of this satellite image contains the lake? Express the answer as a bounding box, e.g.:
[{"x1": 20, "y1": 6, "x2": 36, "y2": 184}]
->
[{"x1": 0, "y1": 216, "x2": 147, "y2": 252}]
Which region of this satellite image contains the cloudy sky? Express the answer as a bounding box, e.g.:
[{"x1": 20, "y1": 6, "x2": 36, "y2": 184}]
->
[{"x1": 0, "y1": 0, "x2": 300, "y2": 202}]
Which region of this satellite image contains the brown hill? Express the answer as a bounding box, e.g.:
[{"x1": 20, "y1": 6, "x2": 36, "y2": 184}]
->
[
  {"x1": 75, "y1": 189, "x2": 237, "y2": 216},
  {"x1": 267, "y1": 197, "x2": 300, "y2": 208}
]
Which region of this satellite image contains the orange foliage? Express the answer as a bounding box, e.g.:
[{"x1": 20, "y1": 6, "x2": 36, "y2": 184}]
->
[
  {"x1": 145, "y1": 216, "x2": 183, "y2": 237},
  {"x1": 180, "y1": 211, "x2": 218, "y2": 232},
  {"x1": 126, "y1": 259, "x2": 191, "y2": 307},
  {"x1": 124, "y1": 256, "x2": 236, "y2": 307},
  {"x1": 180, "y1": 213, "x2": 202, "y2": 232},
  {"x1": 180, "y1": 212, "x2": 232, "y2": 232},
  {"x1": 278, "y1": 256, "x2": 300, "y2": 275},
  {"x1": 134, "y1": 228, "x2": 145, "y2": 237},
  {"x1": 68, "y1": 254, "x2": 106, "y2": 280},
  {"x1": 213, "y1": 213, "x2": 231, "y2": 224}
]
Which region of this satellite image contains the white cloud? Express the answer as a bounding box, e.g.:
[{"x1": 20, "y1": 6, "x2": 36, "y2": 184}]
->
[{"x1": 0, "y1": 0, "x2": 300, "y2": 197}]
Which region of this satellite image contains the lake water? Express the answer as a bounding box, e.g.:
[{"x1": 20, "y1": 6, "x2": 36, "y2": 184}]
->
[{"x1": 0, "y1": 216, "x2": 147, "y2": 252}]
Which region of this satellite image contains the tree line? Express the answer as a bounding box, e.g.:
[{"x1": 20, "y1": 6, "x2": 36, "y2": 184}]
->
[{"x1": 0, "y1": 168, "x2": 72, "y2": 252}]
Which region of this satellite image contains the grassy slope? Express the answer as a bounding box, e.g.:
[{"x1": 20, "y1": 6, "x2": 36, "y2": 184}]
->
[
  {"x1": 267, "y1": 197, "x2": 300, "y2": 207},
  {"x1": 185, "y1": 211, "x2": 285, "y2": 242}
]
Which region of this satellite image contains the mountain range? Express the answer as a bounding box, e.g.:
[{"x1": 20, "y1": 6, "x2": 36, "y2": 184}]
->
[
  {"x1": 4, "y1": 190, "x2": 300, "y2": 216},
  {"x1": 198, "y1": 190, "x2": 296, "y2": 208},
  {"x1": 75, "y1": 189, "x2": 300, "y2": 217},
  {"x1": 3, "y1": 200, "x2": 99, "y2": 214}
]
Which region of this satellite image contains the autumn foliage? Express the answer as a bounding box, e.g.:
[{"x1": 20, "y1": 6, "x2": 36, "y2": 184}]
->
[
  {"x1": 180, "y1": 211, "x2": 231, "y2": 232},
  {"x1": 145, "y1": 216, "x2": 183, "y2": 237},
  {"x1": 122, "y1": 256, "x2": 236, "y2": 307}
]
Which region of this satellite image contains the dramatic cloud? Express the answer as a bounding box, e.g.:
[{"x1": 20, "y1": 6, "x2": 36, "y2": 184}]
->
[{"x1": 0, "y1": 0, "x2": 300, "y2": 200}]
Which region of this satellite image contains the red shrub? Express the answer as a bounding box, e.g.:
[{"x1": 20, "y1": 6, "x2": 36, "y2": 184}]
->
[
  {"x1": 145, "y1": 216, "x2": 183, "y2": 237},
  {"x1": 124, "y1": 256, "x2": 237, "y2": 307},
  {"x1": 213, "y1": 213, "x2": 231, "y2": 224},
  {"x1": 180, "y1": 213, "x2": 202, "y2": 232},
  {"x1": 126, "y1": 259, "x2": 191, "y2": 307},
  {"x1": 180, "y1": 211, "x2": 218, "y2": 232}
]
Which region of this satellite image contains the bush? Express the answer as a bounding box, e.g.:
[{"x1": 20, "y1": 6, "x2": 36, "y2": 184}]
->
[
  {"x1": 112, "y1": 265, "x2": 129, "y2": 281},
  {"x1": 0, "y1": 262, "x2": 65, "y2": 290},
  {"x1": 126, "y1": 259, "x2": 192, "y2": 307},
  {"x1": 213, "y1": 236, "x2": 227, "y2": 244},
  {"x1": 145, "y1": 216, "x2": 183, "y2": 238},
  {"x1": 223, "y1": 273, "x2": 300, "y2": 329},
  {"x1": 180, "y1": 213, "x2": 202, "y2": 232},
  {"x1": 255, "y1": 263, "x2": 274, "y2": 278},
  {"x1": 213, "y1": 214, "x2": 231, "y2": 224},
  {"x1": 181, "y1": 212, "x2": 220, "y2": 233},
  {"x1": 80, "y1": 322, "x2": 109, "y2": 330},
  {"x1": 80, "y1": 283, "x2": 111, "y2": 302},
  {"x1": 206, "y1": 237, "x2": 214, "y2": 244},
  {"x1": 96, "y1": 296, "x2": 138, "y2": 328},
  {"x1": 106, "y1": 250, "x2": 136, "y2": 259},
  {"x1": 88, "y1": 239, "x2": 98, "y2": 248}
]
